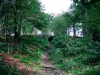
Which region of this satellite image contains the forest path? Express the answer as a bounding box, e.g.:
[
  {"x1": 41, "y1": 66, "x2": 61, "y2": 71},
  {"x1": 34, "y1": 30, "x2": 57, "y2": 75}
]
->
[
  {"x1": 0, "y1": 43, "x2": 72, "y2": 75},
  {"x1": 39, "y1": 51, "x2": 66, "y2": 75},
  {"x1": 38, "y1": 44, "x2": 72, "y2": 75}
]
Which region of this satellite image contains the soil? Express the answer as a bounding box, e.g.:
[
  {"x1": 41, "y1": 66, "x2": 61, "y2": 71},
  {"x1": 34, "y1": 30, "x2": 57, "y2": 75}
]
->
[
  {"x1": 0, "y1": 53, "x2": 34, "y2": 75},
  {"x1": 39, "y1": 51, "x2": 70, "y2": 75}
]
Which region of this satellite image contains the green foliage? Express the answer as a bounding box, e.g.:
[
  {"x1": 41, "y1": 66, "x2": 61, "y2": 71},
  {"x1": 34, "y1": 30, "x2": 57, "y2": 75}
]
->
[
  {"x1": 51, "y1": 16, "x2": 67, "y2": 36},
  {"x1": 61, "y1": 59, "x2": 81, "y2": 70},
  {"x1": 21, "y1": 56, "x2": 42, "y2": 70},
  {"x1": 52, "y1": 35, "x2": 89, "y2": 57},
  {"x1": 21, "y1": 44, "x2": 43, "y2": 58},
  {"x1": 51, "y1": 35, "x2": 100, "y2": 75},
  {"x1": 52, "y1": 35, "x2": 100, "y2": 60},
  {"x1": 84, "y1": 41, "x2": 100, "y2": 64},
  {"x1": 0, "y1": 62, "x2": 19, "y2": 75},
  {"x1": 28, "y1": 37, "x2": 49, "y2": 50},
  {"x1": 0, "y1": 43, "x2": 22, "y2": 54},
  {"x1": 0, "y1": 0, "x2": 50, "y2": 38},
  {"x1": 52, "y1": 35, "x2": 71, "y2": 47},
  {"x1": 13, "y1": 54, "x2": 21, "y2": 59},
  {"x1": 51, "y1": 48, "x2": 64, "y2": 63},
  {"x1": 21, "y1": 56, "x2": 34, "y2": 66},
  {"x1": 15, "y1": 36, "x2": 46, "y2": 70},
  {"x1": 0, "y1": 45, "x2": 8, "y2": 53},
  {"x1": 81, "y1": 68, "x2": 100, "y2": 75}
]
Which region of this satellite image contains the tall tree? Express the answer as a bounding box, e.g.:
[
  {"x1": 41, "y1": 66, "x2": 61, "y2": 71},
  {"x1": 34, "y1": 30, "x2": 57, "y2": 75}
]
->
[{"x1": 51, "y1": 15, "x2": 67, "y2": 36}]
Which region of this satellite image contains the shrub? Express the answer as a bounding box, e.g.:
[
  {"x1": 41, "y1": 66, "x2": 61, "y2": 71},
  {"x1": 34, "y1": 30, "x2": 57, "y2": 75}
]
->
[
  {"x1": 26, "y1": 37, "x2": 49, "y2": 50},
  {"x1": 51, "y1": 35, "x2": 100, "y2": 75},
  {"x1": 0, "y1": 62, "x2": 19, "y2": 75},
  {"x1": 83, "y1": 41, "x2": 100, "y2": 64},
  {"x1": 81, "y1": 68, "x2": 100, "y2": 75},
  {"x1": 51, "y1": 48, "x2": 64, "y2": 63},
  {"x1": 13, "y1": 54, "x2": 21, "y2": 59},
  {"x1": 51, "y1": 35, "x2": 90, "y2": 57}
]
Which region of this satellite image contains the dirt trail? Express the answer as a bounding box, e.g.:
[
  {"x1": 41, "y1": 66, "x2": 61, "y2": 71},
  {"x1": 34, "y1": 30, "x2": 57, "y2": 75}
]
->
[
  {"x1": 39, "y1": 44, "x2": 72, "y2": 75},
  {"x1": 39, "y1": 43, "x2": 72, "y2": 75}
]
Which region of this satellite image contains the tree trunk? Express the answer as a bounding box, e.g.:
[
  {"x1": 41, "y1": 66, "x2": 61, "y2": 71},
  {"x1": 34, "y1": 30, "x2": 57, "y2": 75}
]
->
[
  {"x1": 73, "y1": 23, "x2": 76, "y2": 39},
  {"x1": 18, "y1": 13, "x2": 22, "y2": 36},
  {"x1": 82, "y1": 24, "x2": 87, "y2": 37}
]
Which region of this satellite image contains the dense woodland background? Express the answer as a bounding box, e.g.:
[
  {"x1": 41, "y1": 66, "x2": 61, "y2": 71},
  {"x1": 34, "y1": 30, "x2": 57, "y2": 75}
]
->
[{"x1": 0, "y1": 0, "x2": 100, "y2": 75}]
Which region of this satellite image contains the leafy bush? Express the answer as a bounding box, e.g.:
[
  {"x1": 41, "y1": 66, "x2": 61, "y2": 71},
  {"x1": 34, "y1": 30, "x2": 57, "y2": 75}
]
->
[
  {"x1": 61, "y1": 60, "x2": 80, "y2": 70},
  {"x1": 21, "y1": 56, "x2": 42, "y2": 70},
  {"x1": 52, "y1": 35, "x2": 71, "y2": 48},
  {"x1": 23, "y1": 36, "x2": 49, "y2": 50},
  {"x1": 80, "y1": 68, "x2": 100, "y2": 75},
  {"x1": 21, "y1": 56, "x2": 34, "y2": 66},
  {"x1": 51, "y1": 48, "x2": 64, "y2": 63},
  {"x1": 83, "y1": 41, "x2": 100, "y2": 65},
  {"x1": 0, "y1": 62, "x2": 19, "y2": 75},
  {"x1": 21, "y1": 45, "x2": 43, "y2": 58},
  {"x1": 51, "y1": 35, "x2": 100, "y2": 75},
  {"x1": 51, "y1": 35, "x2": 90, "y2": 57},
  {"x1": 13, "y1": 54, "x2": 21, "y2": 59}
]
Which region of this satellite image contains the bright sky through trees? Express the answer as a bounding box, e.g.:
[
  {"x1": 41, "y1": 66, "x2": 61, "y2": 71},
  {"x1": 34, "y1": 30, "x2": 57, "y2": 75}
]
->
[{"x1": 39, "y1": 0, "x2": 73, "y2": 15}]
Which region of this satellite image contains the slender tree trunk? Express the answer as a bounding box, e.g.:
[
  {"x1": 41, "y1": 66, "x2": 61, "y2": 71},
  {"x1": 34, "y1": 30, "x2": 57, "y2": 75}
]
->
[
  {"x1": 4, "y1": 2, "x2": 8, "y2": 44},
  {"x1": 13, "y1": 0, "x2": 20, "y2": 45},
  {"x1": 14, "y1": 0, "x2": 18, "y2": 43},
  {"x1": 18, "y1": 13, "x2": 22, "y2": 36},
  {"x1": 82, "y1": 24, "x2": 87, "y2": 37},
  {"x1": 73, "y1": 23, "x2": 76, "y2": 39}
]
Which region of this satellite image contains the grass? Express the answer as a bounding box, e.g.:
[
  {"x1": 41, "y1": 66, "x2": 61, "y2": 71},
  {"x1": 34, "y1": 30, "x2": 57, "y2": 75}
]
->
[
  {"x1": 21, "y1": 55, "x2": 42, "y2": 70},
  {"x1": 13, "y1": 53, "x2": 43, "y2": 71},
  {"x1": 12, "y1": 43, "x2": 44, "y2": 71},
  {"x1": 13, "y1": 47, "x2": 43, "y2": 71},
  {"x1": 13, "y1": 54, "x2": 21, "y2": 59},
  {"x1": 82, "y1": 68, "x2": 100, "y2": 75}
]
